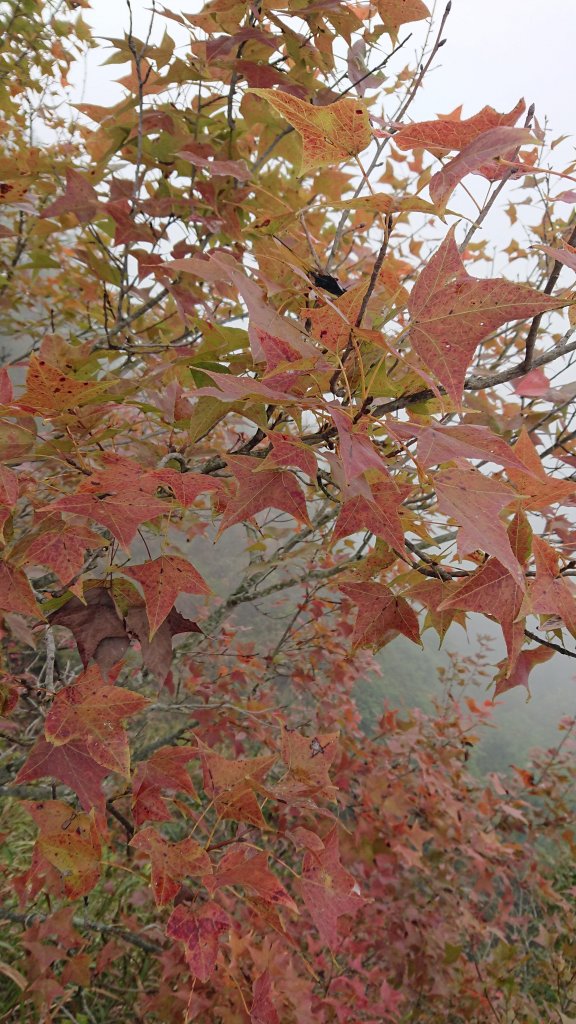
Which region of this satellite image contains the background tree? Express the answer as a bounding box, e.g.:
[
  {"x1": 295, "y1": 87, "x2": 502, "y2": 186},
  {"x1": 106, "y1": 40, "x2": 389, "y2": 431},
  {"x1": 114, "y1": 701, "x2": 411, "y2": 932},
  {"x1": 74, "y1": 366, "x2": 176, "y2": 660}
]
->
[{"x1": 2, "y1": 0, "x2": 576, "y2": 1020}]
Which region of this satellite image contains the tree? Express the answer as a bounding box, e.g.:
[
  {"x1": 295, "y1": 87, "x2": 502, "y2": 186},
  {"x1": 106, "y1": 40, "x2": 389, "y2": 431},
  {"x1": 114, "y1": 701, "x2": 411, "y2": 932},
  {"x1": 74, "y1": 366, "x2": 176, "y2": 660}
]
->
[{"x1": 2, "y1": 0, "x2": 576, "y2": 1020}]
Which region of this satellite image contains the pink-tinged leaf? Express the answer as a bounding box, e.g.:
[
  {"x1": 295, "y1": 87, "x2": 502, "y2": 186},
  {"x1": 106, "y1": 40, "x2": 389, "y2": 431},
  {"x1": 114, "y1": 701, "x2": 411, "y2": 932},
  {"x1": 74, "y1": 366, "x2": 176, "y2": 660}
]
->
[
  {"x1": 251, "y1": 90, "x2": 372, "y2": 174},
  {"x1": 276, "y1": 726, "x2": 339, "y2": 801},
  {"x1": 130, "y1": 827, "x2": 212, "y2": 907},
  {"x1": 299, "y1": 827, "x2": 365, "y2": 950},
  {"x1": 212, "y1": 847, "x2": 298, "y2": 913},
  {"x1": 166, "y1": 903, "x2": 229, "y2": 982},
  {"x1": 264, "y1": 432, "x2": 317, "y2": 478},
  {"x1": 555, "y1": 190, "x2": 576, "y2": 203},
  {"x1": 330, "y1": 405, "x2": 388, "y2": 481},
  {"x1": 23, "y1": 524, "x2": 107, "y2": 585},
  {"x1": 123, "y1": 556, "x2": 210, "y2": 639},
  {"x1": 26, "y1": 800, "x2": 101, "y2": 899},
  {"x1": 0, "y1": 561, "x2": 43, "y2": 619},
  {"x1": 536, "y1": 244, "x2": 576, "y2": 273},
  {"x1": 409, "y1": 229, "x2": 565, "y2": 404},
  {"x1": 408, "y1": 577, "x2": 466, "y2": 643},
  {"x1": 251, "y1": 971, "x2": 280, "y2": 1024},
  {"x1": 340, "y1": 581, "x2": 421, "y2": 650},
  {"x1": 46, "y1": 488, "x2": 169, "y2": 549},
  {"x1": 494, "y1": 645, "x2": 554, "y2": 697},
  {"x1": 177, "y1": 148, "x2": 250, "y2": 180},
  {"x1": 394, "y1": 99, "x2": 526, "y2": 154},
  {"x1": 387, "y1": 420, "x2": 526, "y2": 470},
  {"x1": 530, "y1": 536, "x2": 576, "y2": 637},
  {"x1": 42, "y1": 168, "x2": 101, "y2": 224},
  {"x1": 435, "y1": 465, "x2": 524, "y2": 585},
  {"x1": 429, "y1": 127, "x2": 533, "y2": 210},
  {"x1": 16, "y1": 737, "x2": 110, "y2": 819},
  {"x1": 193, "y1": 368, "x2": 298, "y2": 403},
  {"x1": 217, "y1": 456, "x2": 311, "y2": 534},
  {"x1": 132, "y1": 746, "x2": 197, "y2": 826},
  {"x1": 0, "y1": 465, "x2": 18, "y2": 509},
  {"x1": 44, "y1": 665, "x2": 150, "y2": 776},
  {"x1": 332, "y1": 476, "x2": 411, "y2": 554},
  {"x1": 513, "y1": 368, "x2": 551, "y2": 397}
]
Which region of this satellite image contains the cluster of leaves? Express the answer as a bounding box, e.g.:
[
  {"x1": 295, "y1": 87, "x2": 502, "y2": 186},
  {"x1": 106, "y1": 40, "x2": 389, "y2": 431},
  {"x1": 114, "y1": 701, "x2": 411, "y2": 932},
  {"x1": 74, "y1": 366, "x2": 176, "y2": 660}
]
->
[{"x1": 2, "y1": 0, "x2": 576, "y2": 1019}]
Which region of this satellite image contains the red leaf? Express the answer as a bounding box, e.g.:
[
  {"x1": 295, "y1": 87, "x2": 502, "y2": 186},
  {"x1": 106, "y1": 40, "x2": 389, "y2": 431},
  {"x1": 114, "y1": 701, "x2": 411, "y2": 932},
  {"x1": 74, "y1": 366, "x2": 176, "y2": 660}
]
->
[
  {"x1": 513, "y1": 367, "x2": 551, "y2": 397},
  {"x1": 530, "y1": 536, "x2": 576, "y2": 637},
  {"x1": 409, "y1": 229, "x2": 565, "y2": 403},
  {"x1": 537, "y1": 243, "x2": 576, "y2": 273},
  {"x1": 123, "y1": 556, "x2": 210, "y2": 639},
  {"x1": 299, "y1": 827, "x2": 364, "y2": 950},
  {"x1": 16, "y1": 737, "x2": 110, "y2": 819},
  {"x1": 200, "y1": 746, "x2": 277, "y2": 827},
  {"x1": 494, "y1": 644, "x2": 554, "y2": 697},
  {"x1": 251, "y1": 971, "x2": 280, "y2": 1024},
  {"x1": 340, "y1": 581, "x2": 421, "y2": 650},
  {"x1": 332, "y1": 476, "x2": 411, "y2": 554},
  {"x1": 49, "y1": 587, "x2": 131, "y2": 677},
  {"x1": 23, "y1": 523, "x2": 107, "y2": 584},
  {"x1": 435, "y1": 465, "x2": 523, "y2": 584},
  {"x1": 151, "y1": 468, "x2": 224, "y2": 507},
  {"x1": 166, "y1": 902, "x2": 228, "y2": 982},
  {"x1": 264, "y1": 432, "x2": 317, "y2": 478},
  {"x1": 508, "y1": 429, "x2": 576, "y2": 509},
  {"x1": 132, "y1": 746, "x2": 198, "y2": 826},
  {"x1": 0, "y1": 561, "x2": 43, "y2": 619},
  {"x1": 217, "y1": 456, "x2": 311, "y2": 534},
  {"x1": 42, "y1": 168, "x2": 101, "y2": 224},
  {"x1": 394, "y1": 99, "x2": 526, "y2": 154},
  {"x1": 212, "y1": 847, "x2": 298, "y2": 913},
  {"x1": 276, "y1": 726, "x2": 339, "y2": 801},
  {"x1": 44, "y1": 665, "x2": 149, "y2": 776},
  {"x1": 130, "y1": 827, "x2": 212, "y2": 907},
  {"x1": 47, "y1": 488, "x2": 169, "y2": 549},
  {"x1": 330, "y1": 405, "x2": 388, "y2": 481}
]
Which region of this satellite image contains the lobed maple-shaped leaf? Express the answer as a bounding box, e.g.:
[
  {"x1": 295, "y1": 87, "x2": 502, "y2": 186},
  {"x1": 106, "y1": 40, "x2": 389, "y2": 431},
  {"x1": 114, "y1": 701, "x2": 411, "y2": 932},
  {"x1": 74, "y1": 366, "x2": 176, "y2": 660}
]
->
[
  {"x1": 47, "y1": 487, "x2": 169, "y2": 550},
  {"x1": 251, "y1": 971, "x2": 280, "y2": 1024},
  {"x1": 22, "y1": 523, "x2": 107, "y2": 585},
  {"x1": 529, "y1": 536, "x2": 576, "y2": 637},
  {"x1": 494, "y1": 644, "x2": 554, "y2": 697},
  {"x1": 387, "y1": 419, "x2": 527, "y2": 471},
  {"x1": 408, "y1": 577, "x2": 466, "y2": 643},
  {"x1": 130, "y1": 826, "x2": 212, "y2": 907},
  {"x1": 166, "y1": 902, "x2": 229, "y2": 982},
  {"x1": 394, "y1": 99, "x2": 526, "y2": 156},
  {"x1": 42, "y1": 168, "x2": 101, "y2": 224},
  {"x1": 276, "y1": 726, "x2": 339, "y2": 801},
  {"x1": 123, "y1": 556, "x2": 210, "y2": 639},
  {"x1": 200, "y1": 745, "x2": 277, "y2": 827},
  {"x1": 44, "y1": 665, "x2": 150, "y2": 776},
  {"x1": 217, "y1": 456, "x2": 311, "y2": 535},
  {"x1": 435, "y1": 464, "x2": 524, "y2": 584},
  {"x1": 20, "y1": 355, "x2": 110, "y2": 414},
  {"x1": 132, "y1": 745, "x2": 198, "y2": 826},
  {"x1": 332, "y1": 475, "x2": 411, "y2": 554},
  {"x1": 429, "y1": 127, "x2": 533, "y2": 210},
  {"x1": 212, "y1": 847, "x2": 298, "y2": 913},
  {"x1": 340, "y1": 581, "x2": 421, "y2": 650},
  {"x1": 508, "y1": 429, "x2": 576, "y2": 509},
  {"x1": 251, "y1": 89, "x2": 371, "y2": 174},
  {"x1": 0, "y1": 560, "x2": 43, "y2": 619},
  {"x1": 409, "y1": 228, "x2": 566, "y2": 403},
  {"x1": 26, "y1": 800, "x2": 101, "y2": 899},
  {"x1": 16, "y1": 736, "x2": 110, "y2": 819},
  {"x1": 263, "y1": 432, "x2": 317, "y2": 478},
  {"x1": 299, "y1": 827, "x2": 364, "y2": 950}
]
